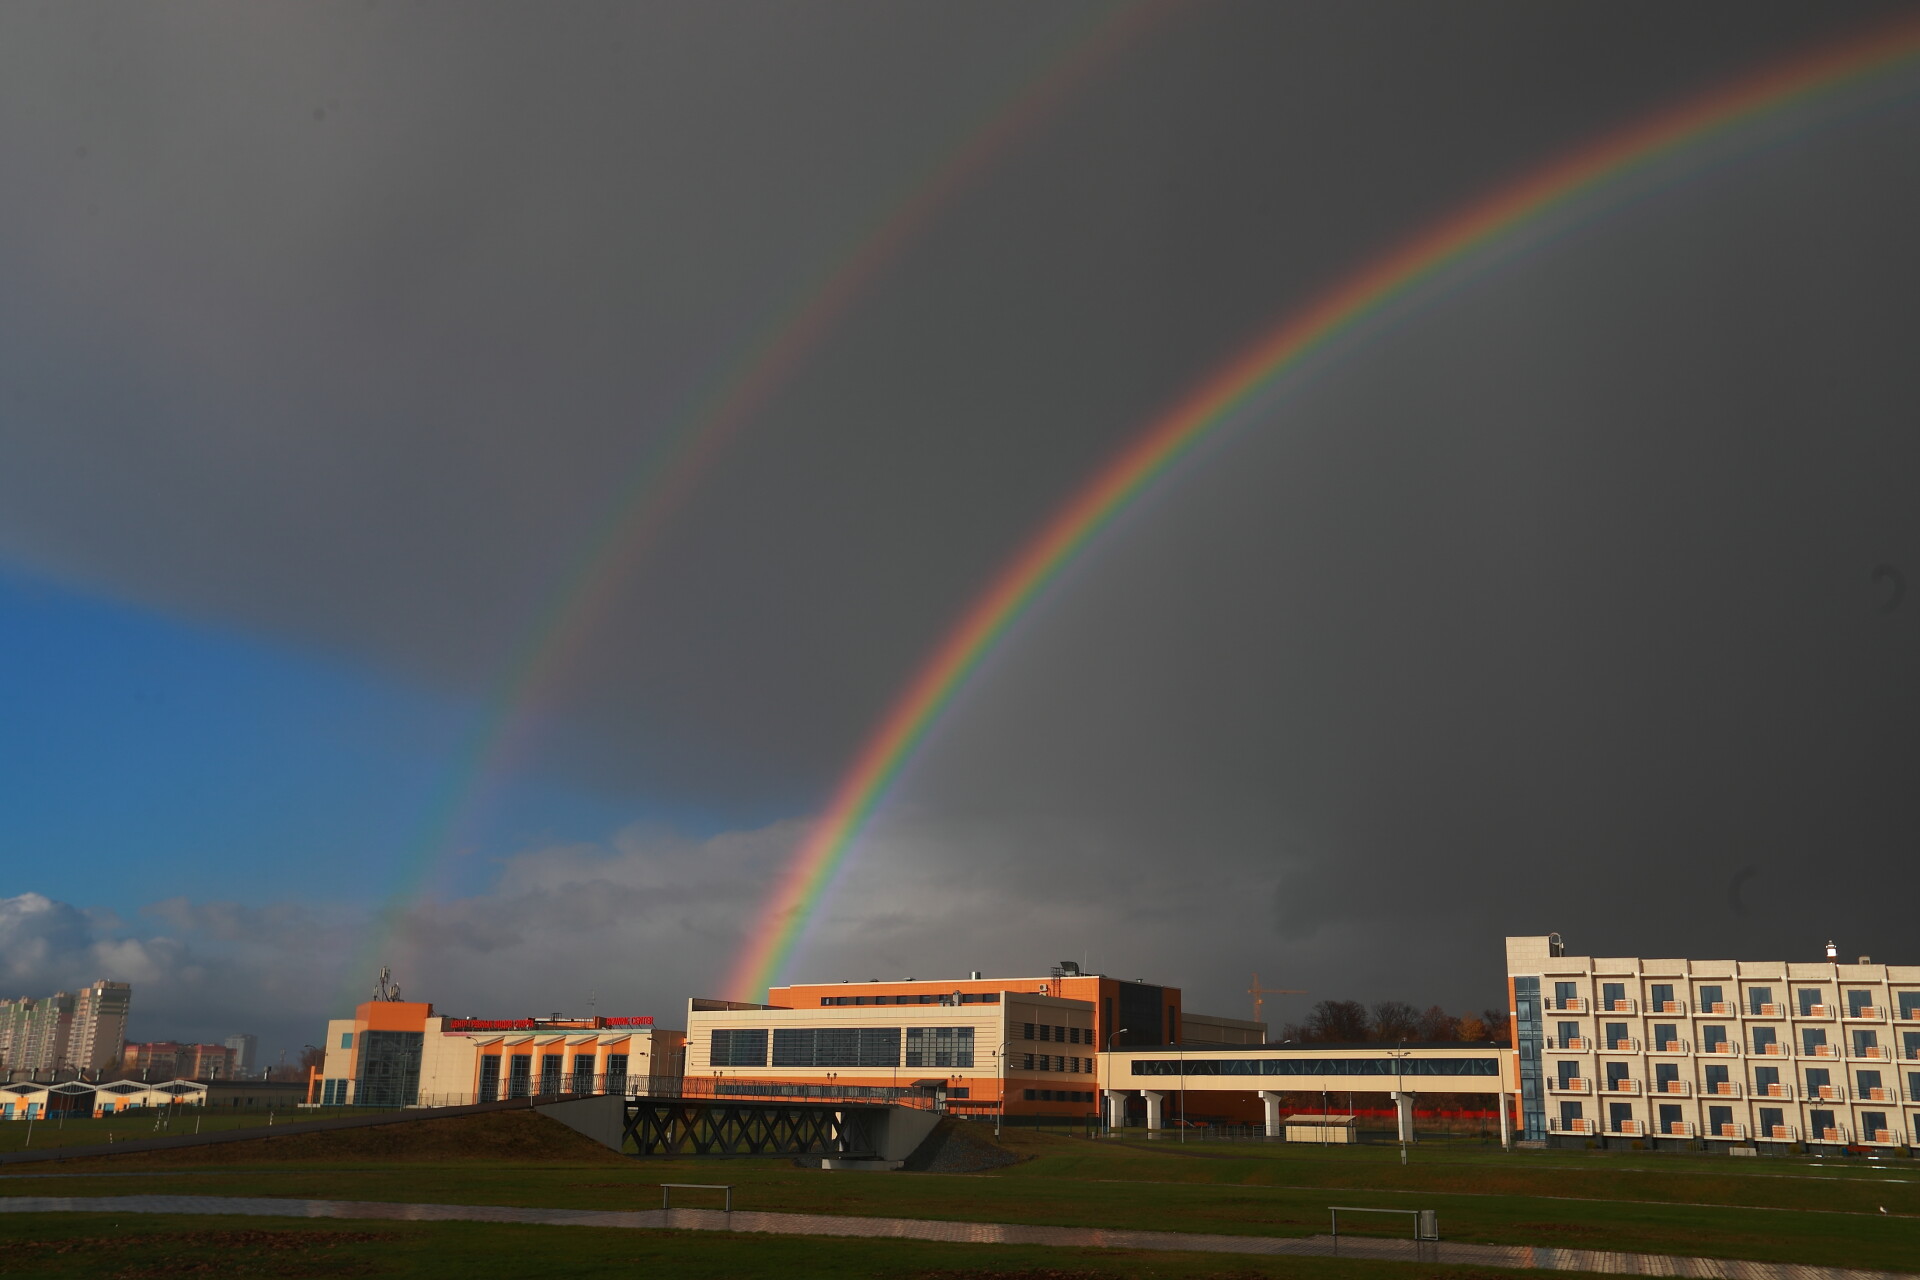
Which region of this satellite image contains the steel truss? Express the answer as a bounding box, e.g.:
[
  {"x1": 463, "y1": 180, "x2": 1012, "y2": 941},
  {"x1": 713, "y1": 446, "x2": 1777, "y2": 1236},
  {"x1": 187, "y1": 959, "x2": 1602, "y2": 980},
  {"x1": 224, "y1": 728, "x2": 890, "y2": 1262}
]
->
[{"x1": 622, "y1": 1098, "x2": 879, "y2": 1158}]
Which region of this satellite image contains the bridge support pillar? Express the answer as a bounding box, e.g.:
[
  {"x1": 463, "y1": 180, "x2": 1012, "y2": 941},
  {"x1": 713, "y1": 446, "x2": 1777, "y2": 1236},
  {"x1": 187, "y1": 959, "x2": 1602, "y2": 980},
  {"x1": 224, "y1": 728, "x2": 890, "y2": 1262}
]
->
[
  {"x1": 1105, "y1": 1090, "x2": 1128, "y2": 1130},
  {"x1": 1259, "y1": 1090, "x2": 1285, "y2": 1138},
  {"x1": 1391, "y1": 1091, "x2": 1416, "y2": 1143},
  {"x1": 1140, "y1": 1090, "x2": 1165, "y2": 1131}
]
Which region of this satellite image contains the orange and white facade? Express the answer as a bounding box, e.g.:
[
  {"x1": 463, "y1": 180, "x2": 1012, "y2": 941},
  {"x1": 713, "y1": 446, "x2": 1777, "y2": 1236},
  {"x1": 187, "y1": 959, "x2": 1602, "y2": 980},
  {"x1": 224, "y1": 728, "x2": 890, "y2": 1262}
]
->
[
  {"x1": 311, "y1": 998, "x2": 683, "y2": 1107},
  {"x1": 686, "y1": 969, "x2": 1261, "y2": 1117}
]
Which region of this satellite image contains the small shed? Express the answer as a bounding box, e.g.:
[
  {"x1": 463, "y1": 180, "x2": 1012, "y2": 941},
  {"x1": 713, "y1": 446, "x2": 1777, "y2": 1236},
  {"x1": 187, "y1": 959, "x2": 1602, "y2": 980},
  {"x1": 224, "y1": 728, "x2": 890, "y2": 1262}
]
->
[{"x1": 1283, "y1": 1113, "x2": 1356, "y2": 1143}]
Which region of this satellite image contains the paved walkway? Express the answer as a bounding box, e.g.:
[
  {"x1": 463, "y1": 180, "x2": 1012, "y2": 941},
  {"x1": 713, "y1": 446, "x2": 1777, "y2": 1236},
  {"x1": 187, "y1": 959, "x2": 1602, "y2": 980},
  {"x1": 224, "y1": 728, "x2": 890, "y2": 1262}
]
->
[{"x1": 0, "y1": 1194, "x2": 1911, "y2": 1279}]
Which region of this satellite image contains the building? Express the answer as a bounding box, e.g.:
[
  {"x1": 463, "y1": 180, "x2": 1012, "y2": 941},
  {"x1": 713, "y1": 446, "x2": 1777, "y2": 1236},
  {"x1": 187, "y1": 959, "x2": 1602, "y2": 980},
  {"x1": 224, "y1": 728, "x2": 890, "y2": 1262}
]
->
[
  {"x1": 311, "y1": 998, "x2": 683, "y2": 1106},
  {"x1": 1508, "y1": 934, "x2": 1920, "y2": 1149},
  {"x1": 685, "y1": 967, "x2": 1264, "y2": 1118},
  {"x1": 1, "y1": 1076, "x2": 305, "y2": 1120},
  {"x1": 0, "y1": 993, "x2": 74, "y2": 1077},
  {"x1": 122, "y1": 1041, "x2": 235, "y2": 1080},
  {"x1": 71, "y1": 982, "x2": 132, "y2": 1074},
  {"x1": 224, "y1": 1033, "x2": 258, "y2": 1075}
]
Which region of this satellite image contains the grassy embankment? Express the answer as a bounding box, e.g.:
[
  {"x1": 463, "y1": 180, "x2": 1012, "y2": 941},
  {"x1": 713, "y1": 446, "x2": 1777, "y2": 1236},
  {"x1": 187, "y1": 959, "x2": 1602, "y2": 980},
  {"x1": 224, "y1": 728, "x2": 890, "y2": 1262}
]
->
[{"x1": 3, "y1": 1113, "x2": 1917, "y2": 1275}]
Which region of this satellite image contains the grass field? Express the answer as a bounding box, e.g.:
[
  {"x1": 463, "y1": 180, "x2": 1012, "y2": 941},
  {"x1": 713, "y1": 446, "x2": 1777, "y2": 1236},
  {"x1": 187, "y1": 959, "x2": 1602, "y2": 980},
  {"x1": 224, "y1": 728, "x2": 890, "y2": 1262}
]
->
[
  {"x1": 3, "y1": 1113, "x2": 1916, "y2": 1277},
  {"x1": 0, "y1": 1107, "x2": 398, "y2": 1152}
]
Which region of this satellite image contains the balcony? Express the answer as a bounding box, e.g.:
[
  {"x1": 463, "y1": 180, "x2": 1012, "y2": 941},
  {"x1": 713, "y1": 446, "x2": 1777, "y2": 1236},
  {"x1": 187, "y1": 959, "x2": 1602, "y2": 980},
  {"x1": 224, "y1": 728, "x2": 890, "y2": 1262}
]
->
[
  {"x1": 1599, "y1": 998, "x2": 1638, "y2": 1015},
  {"x1": 1708, "y1": 1122, "x2": 1749, "y2": 1140},
  {"x1": 1652, "y1": 1079, "x2": 1692, "y2": 1097},
  {"x1": 1848, "y1": 1045, "x2": 1892, "y2": 1062},
  {"x1": 1802, "y1": 1043, "x2": 1840, "y2": 1059},
  {"x1": 1658, "y1": 1120, "x2": 1696, "y2": 1137},
  {"x1": 1545, "y1": 1037, "x2": 1591, "y2": 1052},
  {"x1": 1750, "y1": 1041, "x2": 1791, "y2": 1058},
  {"x1": 1843, "y1": 1006, "x2": 1886, "y2": 1021},
  {"x1": 1548, "y1": 1078, "x2": 1591, "y2": 1094},
  {"x1": 1749, "y1": 1003, "x2": 1787, "y2": 1019},
  {"x1": 1650, "y1": 1039, "x2": 1691, "y2": 1054},
  {"x1": 1700, "y1": 1002, "x2": 1734, "y2": 1016},
  {"x1": 1862, "y1": 1127, "x2": 1902, "y2": 1146},
  {"x1": 1796, "y1": 1004, "x2": 1836, "y2": 1019},
  {"x1": 1752, "y1": 1082, "x2": 1794, "y2": 1100},
  {"x1": 1649, "y1": 1000, "x2": 1688, "y2": 1016},
  {"x1": 1544, "y1": 996, "x2": 1588, "y2": 1014},
  {"x1": 1907, "y1": 1088, "x2": 1920, "y2": 1103},
  {"x1": 1807, "y1": 1083, "x2": 1849, "y2": 1102},
  {"x1": 1701, "y1": 1080, "x2": 1743, "y2": 1098},
  {"x1": 1759, "y1": 1124, "x2": 1799, "y2": 1141},
  {"x1": 1547, "y1": 1117, "x2": 1596, "y2": 1135},
  {"x1": 1607, "y1": 1119, "x2": 1647, "y2": 1137},
  {"x1": 1809, "y1": 1125, "x2": 1851, "y2": 1144},
  {"x1": 1699, "y1": 1042, "x2": 1742, "y2": 1057},
  {"x1": 1858, "y1": 1085, "x2": 1895, "y2": 1103},
  {"x1": 1601, "y1": 1078, "x2": 1642, "y2": 1095},
  {"x1": 1603, "y1": 1038, "x2": 1641, "y2": 1053},
  {"x1": 1896, "y1": 1006, "x2": 1920, "y2": 1022}
]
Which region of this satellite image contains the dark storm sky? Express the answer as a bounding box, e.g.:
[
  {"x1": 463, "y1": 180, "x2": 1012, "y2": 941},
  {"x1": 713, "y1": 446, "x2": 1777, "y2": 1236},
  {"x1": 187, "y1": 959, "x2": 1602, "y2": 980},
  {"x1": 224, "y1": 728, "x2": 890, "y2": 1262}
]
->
[{"x1": 3, "y1": 1, "x2": 1919, "y2": 1047}]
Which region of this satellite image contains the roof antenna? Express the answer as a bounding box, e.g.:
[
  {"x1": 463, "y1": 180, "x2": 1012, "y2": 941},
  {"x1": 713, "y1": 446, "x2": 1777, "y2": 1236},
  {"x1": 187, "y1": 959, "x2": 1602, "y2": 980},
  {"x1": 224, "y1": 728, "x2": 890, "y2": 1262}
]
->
[{"x1": 373, "y1": 966, "x2": 402, "y2": 1002}]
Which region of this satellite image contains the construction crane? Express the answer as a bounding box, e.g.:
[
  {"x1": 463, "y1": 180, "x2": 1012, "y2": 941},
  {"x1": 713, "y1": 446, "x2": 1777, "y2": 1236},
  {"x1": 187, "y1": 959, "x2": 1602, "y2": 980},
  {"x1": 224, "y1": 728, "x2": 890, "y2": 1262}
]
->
[{"x1": 1248, "y1": 973, "x2": 1305, "y2": 1030}]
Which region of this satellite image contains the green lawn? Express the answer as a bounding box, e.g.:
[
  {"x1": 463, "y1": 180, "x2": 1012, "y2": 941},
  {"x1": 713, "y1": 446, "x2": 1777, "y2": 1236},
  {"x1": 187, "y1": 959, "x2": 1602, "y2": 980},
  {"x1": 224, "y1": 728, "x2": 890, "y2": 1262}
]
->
[
  {"x1": 3, "y1": 1120, "x2": 1917, "y2": 1275},
  {"x1": 0, "y1": 1107, "x2": 396, "y2": 1151},
  {"x1": 0, "y1": 1213, "x2": 1617, "y2": 1280}
]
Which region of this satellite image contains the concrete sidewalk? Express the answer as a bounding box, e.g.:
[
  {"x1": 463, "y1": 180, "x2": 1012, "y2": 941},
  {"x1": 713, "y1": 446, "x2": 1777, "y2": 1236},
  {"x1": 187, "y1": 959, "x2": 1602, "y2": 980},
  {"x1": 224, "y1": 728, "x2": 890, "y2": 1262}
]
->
[{"x1": 1, "y1": 1193, "x2": 1913, "y2": 1279}]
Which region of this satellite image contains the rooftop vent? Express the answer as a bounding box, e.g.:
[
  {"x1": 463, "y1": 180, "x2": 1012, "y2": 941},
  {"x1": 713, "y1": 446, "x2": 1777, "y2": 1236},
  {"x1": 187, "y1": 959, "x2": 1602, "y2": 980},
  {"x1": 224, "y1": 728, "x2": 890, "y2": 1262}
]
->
[{"x1": 1825, "y1": 940, "x2": 1839, "y2": 961}]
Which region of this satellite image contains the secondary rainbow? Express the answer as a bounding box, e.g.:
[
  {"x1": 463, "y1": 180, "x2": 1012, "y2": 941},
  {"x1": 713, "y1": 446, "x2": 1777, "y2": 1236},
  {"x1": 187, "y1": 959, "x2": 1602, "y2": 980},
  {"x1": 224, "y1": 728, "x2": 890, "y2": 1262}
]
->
[
  {"x1": 343, "y1": 3, "x2": 1164, "y2": 994},
  {"x1": 727, "y1": 15, "x2": 1920, "y2": 1001}
]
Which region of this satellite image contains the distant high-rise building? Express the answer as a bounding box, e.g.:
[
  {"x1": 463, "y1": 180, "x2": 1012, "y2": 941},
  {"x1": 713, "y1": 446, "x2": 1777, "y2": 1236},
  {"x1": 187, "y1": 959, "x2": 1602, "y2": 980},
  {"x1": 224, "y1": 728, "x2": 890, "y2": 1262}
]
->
[
  {"x1": 224, "y1": 1033, "x2": 257, "y2": 1074},
  {"x1": 0, "y1": 992, "x2": 75, "y2": 1076},
  {"x1": 122, "y1": 1040, "x2": 182, "y2": 1078},
  {"x1": 72, "y1": 981, "x2": 132, "y2": 1074}
]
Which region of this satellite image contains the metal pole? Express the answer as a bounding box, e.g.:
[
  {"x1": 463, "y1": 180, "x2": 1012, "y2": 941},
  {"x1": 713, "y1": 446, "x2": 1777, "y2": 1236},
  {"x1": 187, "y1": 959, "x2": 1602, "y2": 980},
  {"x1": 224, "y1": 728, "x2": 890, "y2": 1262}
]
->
[{"x1": 1396, "y1": 1040, "x2": 1407, "y2": 1166}]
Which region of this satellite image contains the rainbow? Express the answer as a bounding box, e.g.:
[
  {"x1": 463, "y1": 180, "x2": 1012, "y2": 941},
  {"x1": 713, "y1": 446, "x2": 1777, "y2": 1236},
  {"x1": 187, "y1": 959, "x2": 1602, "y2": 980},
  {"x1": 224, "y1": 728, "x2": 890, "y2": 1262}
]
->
[
  {"x1": 726, "y1": 15, "x2": 1920, "y2": 1001},
  {"x1": 343, "y1": 2, "x2": 1165, "y2": 997}
]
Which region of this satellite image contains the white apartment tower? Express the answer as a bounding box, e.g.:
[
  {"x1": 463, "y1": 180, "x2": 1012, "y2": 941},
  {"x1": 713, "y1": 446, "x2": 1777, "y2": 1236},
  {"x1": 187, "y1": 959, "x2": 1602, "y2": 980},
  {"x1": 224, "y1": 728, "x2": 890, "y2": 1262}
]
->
[
  {"x1": 72, "y1": 981, "x2": 132, "y2": 1074},
  {"x1": 1509, "y1": 935, "x2": 1920, "y2": 1149},
  {"x1": 224, "y1": 1033, "x2": 257, "y2": 1075}
]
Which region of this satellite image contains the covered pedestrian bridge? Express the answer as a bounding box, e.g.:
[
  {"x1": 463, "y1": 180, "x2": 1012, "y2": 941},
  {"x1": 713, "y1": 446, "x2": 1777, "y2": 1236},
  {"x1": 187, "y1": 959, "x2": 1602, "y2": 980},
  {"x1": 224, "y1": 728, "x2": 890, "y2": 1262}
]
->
[{"x1": 1098, "y1": 1042, "x2": 1515, "y2": 1144}]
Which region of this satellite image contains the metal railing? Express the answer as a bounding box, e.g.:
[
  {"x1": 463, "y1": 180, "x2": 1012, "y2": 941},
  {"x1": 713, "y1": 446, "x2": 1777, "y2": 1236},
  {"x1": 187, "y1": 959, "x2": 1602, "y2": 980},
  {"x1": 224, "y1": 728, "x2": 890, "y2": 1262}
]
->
[
  {"x1": 1848, "y1": 1045, "x2": 1892, "y2": 1061},
  {"x1": 1650, "y1": 1001, "x2": 1688, "y2": 1015},
  {"x1": 1897, "y1": 1008, "x2": 1920, "y2": 1022},
  {"x1": 1753, "y1": 1082, "x2": 1794, "y2": 1100},
  {"x1": 1843, "y1": 1007, "x2": 1886, "y2": 1021},
  {"x1": 1700, "y1": 1002, "x2": 1734, "y2": 1016},
  {"x1": 1604, "y1": 1038, "x2": 1641, "y2": 1052},
  {"x1": 1701, "y1": 1080, "x2": 1742, "y2": 1097},
  {"x1": 1857, "y1": 1086, "x2": 1895, "y2": 1103},
  {"x1": 1708, "y1": 1122, "x2": 1748, "y2": 1140},
  {"x1": 1653, "y1": 1079, "x2": 1692, "y2": 1096},
  {"x1": 1659, "y1": 1120, "x2": 1695, "y2": 1137},
  {"x1": 1750, "y1": 1003, "x2": 1787, "y2": 1019},
  {"x1": 1807, "y1": 1084, "x2": 1848, "y2": 1102},
  {"x1": 1797, "y1": 1005, "x2": 1836, "y2": 1019},
  {"x1": 1750, "y1": 1042, "x2": 1791, "y2": 1057},
  {"x1": 1547, "y1": 1078, "x2": 1590, "y2": 1094},
  {"x1": 1607, "y1": 1119, "x2": 1646, "y2": 1136},
  {"x1": 1809, "y1": 1125, "x2": 1851, "y2": 1144},
  {"x1": 1544, "y1": 1037, "x2": 1591, "y2": 1051},
  {"x1": 1601, "y1": 1078, "x2": 1640, "y2": 1094},
  {"x1": 1862, "y1": 1128, "x2": 1900, "y2": 1145},
  {"x1": 1651, "y1": 1040, "x2": 1690, "y2": 1054},
  {"x1": 1599, "y1": 999, "x2": 1638, "y2": 1014},
  {"x1": 1761, "y1": 1124, "x2": 1798, "y2": 1141},
  {"x1": 1543, "y1": 997, "x2": 1588, "y2": 1013},
  {"x1": 1546, "y1": 1117, "x2": 1595, "y2": 1135}
]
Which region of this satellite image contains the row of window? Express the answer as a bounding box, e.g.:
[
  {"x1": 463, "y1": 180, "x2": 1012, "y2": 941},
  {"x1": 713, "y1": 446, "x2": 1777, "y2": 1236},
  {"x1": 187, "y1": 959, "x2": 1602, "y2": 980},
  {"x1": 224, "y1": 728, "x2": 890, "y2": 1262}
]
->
[
  {"x1": 1552, "y1": 981, "x2": 1920, "y2": 1018},
  {"x1": 1557, "y1": 1098, "x2": 1909, "y2": 1136},
  {"x1": 1130, "y1": 1057, "x2": 1500, "y2": 1077},
  {"x1": 474, "y1": 1053, "x2": 628, "y2": 1100},
  {"x1": 709, "y1": 1027, "x2": 976, "y2": 1069},
  {"x1": 1554, "y1": 1021, "x2": 1918, "y2": 1055},
  {"x1": 817, "y1": 993, "x2": 1000, "y2": 1006},
  {"x1": 1022, "y1": 1054, "x2": 1087, "y2": 1073},
  {"x1": 1555, "y1": 1061, "x2": 1920, "y2": 1096},
  {"x1": 1022, "y1": 1023, "x2": 1088, "y2": 1044},
  {"x1": 1025, "y1": 1089, "x2": 1094, "y2": 1102}
]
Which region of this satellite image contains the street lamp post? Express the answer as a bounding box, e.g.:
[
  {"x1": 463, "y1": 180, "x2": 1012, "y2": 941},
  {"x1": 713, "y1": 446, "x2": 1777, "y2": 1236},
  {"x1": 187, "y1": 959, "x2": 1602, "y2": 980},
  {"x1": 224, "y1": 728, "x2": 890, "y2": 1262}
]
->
[
  {"x1": 1104, "y1": 1028, "x2": 1130, "y2": 1138},
  {"x1": 1392, "y1": 1039, "x2": 1410, "y2": 1166}
]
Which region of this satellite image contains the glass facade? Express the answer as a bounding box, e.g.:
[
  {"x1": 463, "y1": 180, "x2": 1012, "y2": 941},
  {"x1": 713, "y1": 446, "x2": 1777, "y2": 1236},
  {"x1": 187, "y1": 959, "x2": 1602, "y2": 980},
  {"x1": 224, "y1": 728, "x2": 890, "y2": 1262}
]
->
[
  {"x1": 710, "y1": 1028, "x2": 769, "y2": 1067},
  {"x1": 1130, "y1": 1056, "x2": 1498, "y2": 1076},
  {"x1": 905, "y1": 1026, "x2": 974, "y2": 1068},
  {"x1": 355, "y1": 1030, "x2": 423, "y2": 1107},
  {"x1": 508, "y1": 1053, "x2": 532, "y2": 1098},
  {"x1": 1515, "y1": 976, "x2": 1544, "y2": 1140},
  {"x1": 771, "y1": 1027, "x2": 901, "y2": 1068},
  {"x1": 478, "y1": 1055, "x2": 501, "y2": 1102}
]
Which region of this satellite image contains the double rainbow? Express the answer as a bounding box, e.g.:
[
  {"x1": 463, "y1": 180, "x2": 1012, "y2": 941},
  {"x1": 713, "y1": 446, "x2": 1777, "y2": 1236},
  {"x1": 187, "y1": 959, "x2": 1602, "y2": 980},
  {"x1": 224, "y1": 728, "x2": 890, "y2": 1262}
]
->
[{"x1": 726, "y1": 15, "x2": 1920, "y2": 1001}]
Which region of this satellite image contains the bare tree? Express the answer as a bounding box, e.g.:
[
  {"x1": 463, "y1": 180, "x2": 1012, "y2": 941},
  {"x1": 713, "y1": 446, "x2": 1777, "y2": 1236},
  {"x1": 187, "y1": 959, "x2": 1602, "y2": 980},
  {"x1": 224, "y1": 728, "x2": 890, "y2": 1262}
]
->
[
  {"x1": 1416, "y1": 1004, "x2": 1458, "y2": 1041},
  {"x1": 1306, "y1": 999, "x2": 1370, "y2": 1042},
  {"x1": 1370, "y1": 1000, "x2": 1420, "y2": 1041}
]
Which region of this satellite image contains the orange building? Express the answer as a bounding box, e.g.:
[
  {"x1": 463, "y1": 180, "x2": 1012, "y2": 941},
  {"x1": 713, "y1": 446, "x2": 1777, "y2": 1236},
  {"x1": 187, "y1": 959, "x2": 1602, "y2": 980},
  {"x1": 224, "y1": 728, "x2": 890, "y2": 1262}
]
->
[
  {"x1": 685, "y1": 966, "x2": 1262, "y2": 1118},
  {"x1": 311, "y1": 998, "x2": 684, "y2": 1107}
]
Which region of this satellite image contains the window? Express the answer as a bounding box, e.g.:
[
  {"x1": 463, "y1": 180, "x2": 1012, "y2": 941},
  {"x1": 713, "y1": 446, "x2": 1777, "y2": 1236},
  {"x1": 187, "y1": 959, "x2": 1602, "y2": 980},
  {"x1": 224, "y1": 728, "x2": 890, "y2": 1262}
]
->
[
  {"x1": 1605, "y1": 1022, "x2": 1628, "y2": 1048},
  {"x1": 1861, "y1": 1110, "x2": 1888, "y2": 1139},
  {"x1": 606, "y1": 1054, "x2": 629, "y2": 1093},
  {"x1": 477, "y1": 1057, "x2": 501, "y2": 1102},
  {"x1": 1852, "y1": 1029, "x2": 1879, "y2": 1056},
  {"x1": 1130, "y1": 1056, "x2": 1499, "y2": 1077},
  {"x1": 1758, "y1": 1106, "x2": 1784, "y2": 1136},
  {"x1": 1805, "y1": 1066, "x2": 1831, "y2": 1091},
  {"x1": 1058, "y1": 1025, "x2": 1069, "y2": 1043},
  {"x1": 1749, "y1": 986, "x2": 1773, "y2": 1015},
  {"x1": 541, "y1": 1054, "x2": 563, "y2": 1095},
  {"x1": 772, "y1": 1027, "x2": 900, "y2": 1068},
  {"x1": 1700, "y1": 1025, "x2": 1727, "y2": 1051},
  {"x1": 1753, "y1": 1065, "x2": 1779, "y2": 1091},
  {"x1": 710, "y1": 1029, "x2": 769, "y2": 1068},
  {"x1": 1803, "y1": 1027, "x2": 1828, "y2": 1054},
  {"x1": 508, "y1": 1054, "x2": 532, "y2": 1098},
  {"x1": 357, "y1": 1030, "x2": 424, "y2": 1107},
  {"x1": 1708, "y1": 1104, "x2": 1733, "y2": 1133},
  {"x1": 1752, "y1": 1026, "x2": 1776, "y2": 1053},
  {"x1": 1022, "y1": 1053, "x2": 1034, "y2": 1070},
  {"x1": 1557, "y1": 1021, "x2": 1579, "y2": 1044},
  {"x1": 1848, "y1": 989, "x2": 1874, "y2": 1016},
  {"x1": 339, "y1": 1032, "x2": 354, "y2": 1050},
  {"x1": 1555, "y1": 980, "x2": 1578, "y2": 1003},
  {"x1": 1024, "y1": 1089, "x2": 1037, "y2": 1101},
  {"x1": 1023, "y1": 1023, "x2": 1036, "y2": 1041},
  {"x1": 1899, "y1": 992, "x2": 1920, "y2": 1018},
  {"x1": 905, "y1": 1026, "x2": 974, "y2": 1068},
  {"x1": 1698, "y1": 985, "x2": 1723, "y2": 1012},
  {"x1": 1038, "y1": 1025, "x2": 1052, "y2": 1042},
  {"x1": 572, "y1": 1054, "x2": 595, "y2": 1093},
  {"x1": 1798, "y1": 988, "x2": 1822, "y2": 1015},
  {"x1": 1650, "y1": 983, "x2": 1674, "y2": 1009},
  {"x1": 1653, "y1": 1023, "x2": 1678, "y2": 1049},
  {"x1": 1858, "y1": 1069, "x2": 1883, "y2": 1097},
  {"x1": 1653, "y1": 1062, "x2": 1678, "y2": 1086},
  {"x1": 1601, "y1": 982, "x2": 1625, "y2": 1008}
]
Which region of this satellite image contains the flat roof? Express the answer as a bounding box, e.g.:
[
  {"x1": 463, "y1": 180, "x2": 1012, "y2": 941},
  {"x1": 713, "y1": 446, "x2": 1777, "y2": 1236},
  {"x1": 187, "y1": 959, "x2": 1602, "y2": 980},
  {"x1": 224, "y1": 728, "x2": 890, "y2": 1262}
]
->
[{"x1": 1128, "y1": 1040, "x2": 1504, "y2": 1053}]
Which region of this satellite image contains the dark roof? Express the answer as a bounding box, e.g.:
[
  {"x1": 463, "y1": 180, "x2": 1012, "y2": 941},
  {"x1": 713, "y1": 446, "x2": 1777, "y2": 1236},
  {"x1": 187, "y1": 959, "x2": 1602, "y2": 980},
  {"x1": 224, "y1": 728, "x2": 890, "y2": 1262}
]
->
[{"x1": 1143, "y1": 1040, "x2": 1506, "y2": 1053}]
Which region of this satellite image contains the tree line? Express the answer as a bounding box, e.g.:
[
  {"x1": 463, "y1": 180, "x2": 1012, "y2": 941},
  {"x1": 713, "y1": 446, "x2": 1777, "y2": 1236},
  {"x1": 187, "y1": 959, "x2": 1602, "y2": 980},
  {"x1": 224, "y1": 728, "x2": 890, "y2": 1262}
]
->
[{"x1": 1274, "y1": 999, "x2": 1510, "y2": 1045}]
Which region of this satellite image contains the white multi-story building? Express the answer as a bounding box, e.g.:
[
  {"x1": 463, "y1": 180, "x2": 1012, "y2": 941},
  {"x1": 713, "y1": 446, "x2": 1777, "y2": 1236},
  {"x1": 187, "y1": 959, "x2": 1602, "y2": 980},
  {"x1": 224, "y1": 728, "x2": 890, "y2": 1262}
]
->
[
  {"x1": 1509, "y1": 935, "x2": 1920, "y2": 1149},
  {"x1": 225, "y1": 1033, "x2": 258, "y2": 1075},
  {"x1": 72, "y1": 982, "x2": 132, "y2": 1074}
]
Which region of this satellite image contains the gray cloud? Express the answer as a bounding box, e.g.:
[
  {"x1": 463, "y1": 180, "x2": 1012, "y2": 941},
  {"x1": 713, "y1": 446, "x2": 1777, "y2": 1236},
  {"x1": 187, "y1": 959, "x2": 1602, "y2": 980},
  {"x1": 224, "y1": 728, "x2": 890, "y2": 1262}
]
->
[{"x1": 4, "y1": 2, "x2": 1920, "y2": 1014}]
